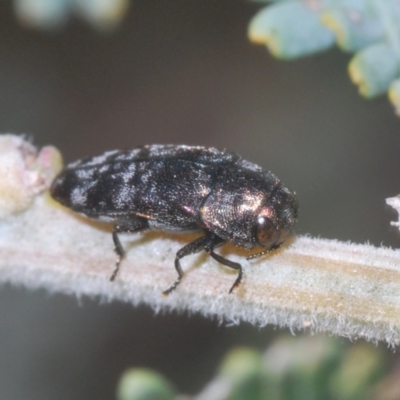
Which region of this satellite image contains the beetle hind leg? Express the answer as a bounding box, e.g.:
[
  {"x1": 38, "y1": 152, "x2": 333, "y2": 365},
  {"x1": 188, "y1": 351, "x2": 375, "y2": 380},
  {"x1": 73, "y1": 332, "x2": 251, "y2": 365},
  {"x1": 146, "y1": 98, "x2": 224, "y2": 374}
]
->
[
  {"x1": 110, "y1": 217, "x2": 148, "y2": 281},
  {"x1": 110, "y1": 229, "x2": 124, "y2": 281}
]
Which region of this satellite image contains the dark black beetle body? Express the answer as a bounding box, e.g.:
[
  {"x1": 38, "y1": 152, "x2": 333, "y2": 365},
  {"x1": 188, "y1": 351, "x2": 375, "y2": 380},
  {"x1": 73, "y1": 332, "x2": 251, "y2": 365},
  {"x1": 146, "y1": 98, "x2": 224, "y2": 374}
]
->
[{"x1": 51, "y1": 145, "x2": 298, "y2": 294}]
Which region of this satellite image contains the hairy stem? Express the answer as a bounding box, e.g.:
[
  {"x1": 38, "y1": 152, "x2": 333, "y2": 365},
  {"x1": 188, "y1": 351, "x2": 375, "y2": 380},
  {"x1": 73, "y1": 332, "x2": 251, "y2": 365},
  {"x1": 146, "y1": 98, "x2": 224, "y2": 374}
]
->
[
  {"x1": 1, "y1": 194, "x2": 400, "y2": 345},
  {"x1": 1, "y1": 134, "x2": 400, "y2": 346}
]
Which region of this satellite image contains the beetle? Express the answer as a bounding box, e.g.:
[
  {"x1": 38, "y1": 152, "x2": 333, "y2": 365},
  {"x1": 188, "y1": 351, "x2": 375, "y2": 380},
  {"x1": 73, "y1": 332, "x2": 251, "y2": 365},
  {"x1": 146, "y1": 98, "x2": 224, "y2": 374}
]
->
[{"x1": 50, "y1": 145, "x2": 298, "y2": 295}]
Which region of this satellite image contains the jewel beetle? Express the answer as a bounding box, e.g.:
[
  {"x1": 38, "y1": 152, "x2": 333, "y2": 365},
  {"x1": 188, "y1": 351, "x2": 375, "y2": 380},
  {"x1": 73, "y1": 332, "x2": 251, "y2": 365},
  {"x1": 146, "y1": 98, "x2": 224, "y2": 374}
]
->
[{"x1": 50, "y1": 144, "x2": 298, "y2": 295}]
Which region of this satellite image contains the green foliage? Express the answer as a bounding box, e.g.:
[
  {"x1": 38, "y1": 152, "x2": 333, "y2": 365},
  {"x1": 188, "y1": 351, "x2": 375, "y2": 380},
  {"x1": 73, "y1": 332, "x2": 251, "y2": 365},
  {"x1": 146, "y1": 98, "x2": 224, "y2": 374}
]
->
[
  {"x1": 248, "y1": 2, "x2": 334, "y2": 59},
  {"x1": 13, "y1": 0, "x2": 129, "y2": 30},
  {"x1": 249, "y1": 0, "x2": 400, "y2": 115},
  {"x1": 117, "y1": 368, "x2": 175, "y2": 400},
  {"x1": 348, "y1": 43, "x2": 399, "y2": 97},
  {"x1": 116, "y1": 336, "x2": 390, "y2": 400},
  {"x1": 13, "y1": 1, "x2": 400, "y2": 114}
]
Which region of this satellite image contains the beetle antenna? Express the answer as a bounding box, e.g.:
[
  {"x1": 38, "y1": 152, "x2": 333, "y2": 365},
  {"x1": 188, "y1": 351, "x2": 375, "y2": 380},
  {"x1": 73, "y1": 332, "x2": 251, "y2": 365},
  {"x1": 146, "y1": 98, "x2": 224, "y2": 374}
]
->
[{"x1": 246, "y1": 244, "x2": 280, "y2": 260}]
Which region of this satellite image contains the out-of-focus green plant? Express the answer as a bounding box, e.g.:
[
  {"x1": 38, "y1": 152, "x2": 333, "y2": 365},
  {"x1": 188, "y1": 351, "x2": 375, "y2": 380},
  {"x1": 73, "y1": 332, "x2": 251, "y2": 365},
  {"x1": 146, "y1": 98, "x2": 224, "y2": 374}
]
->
[
  {"x1": 116, "y1": 335, "x2": 391, "y2": 400},
  {"x1": 12, "y1": 0, "x2": 400, "y2": 114},
  {"x1": 13, "y1": 0, "x2": 129, "y2": 30},
  {"x1": 249, "y1": 0, "x2": 400, "y2": 115},
  {"x1": 117, "y1": 368, "x2": 175, "y2": 400}
]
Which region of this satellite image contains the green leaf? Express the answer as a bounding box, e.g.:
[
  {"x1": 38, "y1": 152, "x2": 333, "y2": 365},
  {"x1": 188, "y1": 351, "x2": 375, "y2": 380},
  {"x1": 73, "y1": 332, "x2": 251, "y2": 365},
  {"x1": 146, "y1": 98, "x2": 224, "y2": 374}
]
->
[
  {"x1": 348, "y1": 42, "x2": 400, "y2": 98},
  {"x1": 116, "y1": 368, "x2": 175, "y2": 400},
  {"x1": 248, "y1": 2, "x2": 335, "y2": 59}
]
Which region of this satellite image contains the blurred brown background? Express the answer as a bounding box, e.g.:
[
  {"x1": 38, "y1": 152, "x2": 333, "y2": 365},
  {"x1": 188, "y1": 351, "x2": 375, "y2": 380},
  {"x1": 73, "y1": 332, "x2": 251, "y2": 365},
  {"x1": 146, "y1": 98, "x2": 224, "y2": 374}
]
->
[{"x1": 0, "y1": 1, "x2": 399, "y2": 399}]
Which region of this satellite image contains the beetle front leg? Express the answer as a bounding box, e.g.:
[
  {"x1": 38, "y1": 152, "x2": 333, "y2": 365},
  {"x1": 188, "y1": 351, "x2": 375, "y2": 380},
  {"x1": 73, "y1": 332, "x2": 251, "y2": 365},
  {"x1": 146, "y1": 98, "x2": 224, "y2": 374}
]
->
[
  {"x1": 163, "y1": 235, "x2": 210, "y2": 296},
  {"x1": 207, "y1": 250, "x2": 242, "y2": 294},
  {"x1": 203, "y1": 233, "x2": 243, "y2": 294}
]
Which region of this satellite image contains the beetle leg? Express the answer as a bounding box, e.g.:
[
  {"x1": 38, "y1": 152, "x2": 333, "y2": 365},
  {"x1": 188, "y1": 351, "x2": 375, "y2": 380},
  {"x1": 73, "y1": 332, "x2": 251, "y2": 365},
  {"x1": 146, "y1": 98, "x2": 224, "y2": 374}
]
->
[
  {"x1": 110, "y1": 217, "x2": 148, "y2": 281},
  {"x1": 207, "y1": 251, "x2": 242, "y2": 294},
  {"x1": 203, "y1": 234, "x2": 242, "y2": 294},
  {"x1": 163, "y1": 235, "x2": 210, "y2": 296}
]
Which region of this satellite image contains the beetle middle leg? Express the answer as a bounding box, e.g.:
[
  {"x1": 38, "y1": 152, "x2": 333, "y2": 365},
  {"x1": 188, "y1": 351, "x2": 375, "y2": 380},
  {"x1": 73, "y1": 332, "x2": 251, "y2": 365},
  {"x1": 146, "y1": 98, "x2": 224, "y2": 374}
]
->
[{"x1": 110, "y1": 217, "x2": 148, "y2": 281}]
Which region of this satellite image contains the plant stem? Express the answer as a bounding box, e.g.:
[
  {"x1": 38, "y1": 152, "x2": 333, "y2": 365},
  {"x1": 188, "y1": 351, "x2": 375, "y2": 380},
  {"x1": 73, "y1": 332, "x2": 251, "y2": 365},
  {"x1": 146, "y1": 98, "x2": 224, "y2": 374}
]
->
[
  {"x1": 1, "y1": 194, "x2": 400, "y2": 345},
  {"x1": 1, "y1": 134, "x2": 400, "y2": 345}
]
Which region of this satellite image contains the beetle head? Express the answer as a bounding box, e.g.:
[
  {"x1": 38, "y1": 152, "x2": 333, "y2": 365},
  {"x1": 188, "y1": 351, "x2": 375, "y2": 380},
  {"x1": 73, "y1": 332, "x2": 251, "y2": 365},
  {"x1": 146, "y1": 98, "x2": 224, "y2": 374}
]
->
[{"x1": 253, "y1": 186, "x2": 298, "y2": 249}]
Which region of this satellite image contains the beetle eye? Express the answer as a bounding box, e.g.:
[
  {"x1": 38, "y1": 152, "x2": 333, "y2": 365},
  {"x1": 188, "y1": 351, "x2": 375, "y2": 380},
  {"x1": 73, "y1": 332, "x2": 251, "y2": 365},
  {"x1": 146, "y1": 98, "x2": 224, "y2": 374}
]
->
[{"x1": 256, "y1": 217, "x2": 279, "y2": 247}]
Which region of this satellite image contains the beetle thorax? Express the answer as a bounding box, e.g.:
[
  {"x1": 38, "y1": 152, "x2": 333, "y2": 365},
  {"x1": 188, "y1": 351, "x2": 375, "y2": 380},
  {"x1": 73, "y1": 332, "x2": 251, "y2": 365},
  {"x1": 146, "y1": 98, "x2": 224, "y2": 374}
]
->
[{"x1": 199, "y1": 185, "x2": 266, "y2": 248}]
